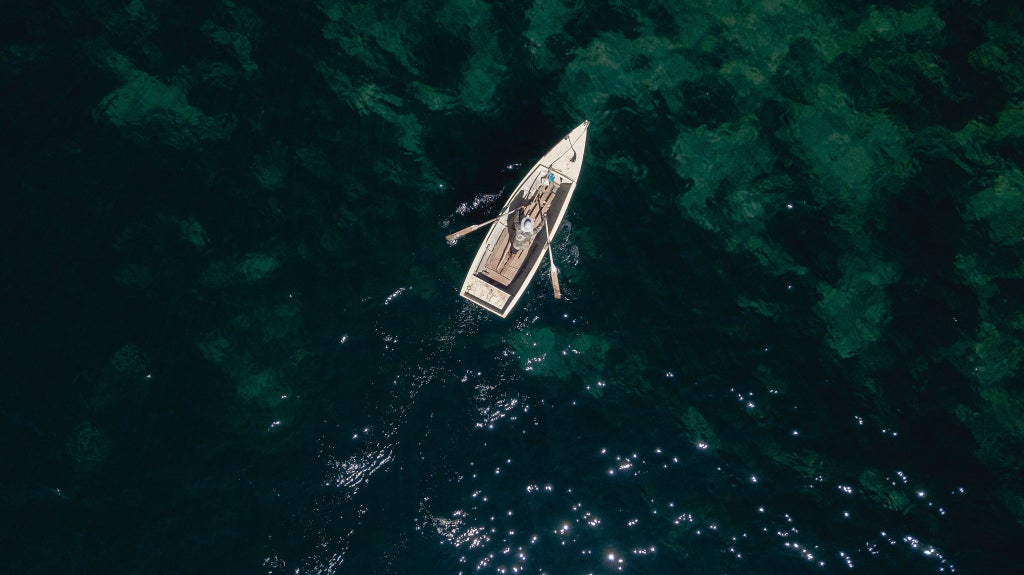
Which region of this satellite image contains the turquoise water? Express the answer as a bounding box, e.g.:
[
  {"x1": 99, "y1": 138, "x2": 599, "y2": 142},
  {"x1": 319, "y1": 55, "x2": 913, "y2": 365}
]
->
[{"x1": 3, "y1": 1, "x2": 1023, "y2": 573}]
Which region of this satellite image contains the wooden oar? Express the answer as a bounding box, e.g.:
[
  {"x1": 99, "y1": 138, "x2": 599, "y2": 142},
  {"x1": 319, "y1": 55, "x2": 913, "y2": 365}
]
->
[
  {"x1": 445, "y1": 203, "x2": 525, "y2": 242},
  {"x1": 445, "y1": 215, "x2": 502, "y2": 242},
  {"x1": 542, "y1": 216, "x2": 562, "y2": 299}
]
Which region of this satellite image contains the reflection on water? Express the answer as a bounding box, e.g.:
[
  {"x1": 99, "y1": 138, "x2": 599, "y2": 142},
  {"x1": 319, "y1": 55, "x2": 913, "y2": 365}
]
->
[{"x1": 270, "y1": 290, "x2": 968, "y2": 575}]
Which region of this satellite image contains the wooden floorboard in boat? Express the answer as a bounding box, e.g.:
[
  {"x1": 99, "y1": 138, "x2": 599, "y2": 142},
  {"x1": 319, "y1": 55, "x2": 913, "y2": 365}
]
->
[{"x1": 479, "y1": 182, "x2": 560, "y2": 288}]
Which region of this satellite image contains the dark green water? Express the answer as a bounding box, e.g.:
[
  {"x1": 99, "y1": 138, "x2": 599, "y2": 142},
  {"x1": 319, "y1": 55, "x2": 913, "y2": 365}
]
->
[{"x1": 3, "y1": 1, "x2": 1023, "y2": 573}]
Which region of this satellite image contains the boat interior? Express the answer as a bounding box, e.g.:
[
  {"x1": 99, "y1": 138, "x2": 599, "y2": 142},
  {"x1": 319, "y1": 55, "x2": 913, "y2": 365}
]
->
[{"x1": 474, "y1": 170, "x2": 571, "y2": 296}]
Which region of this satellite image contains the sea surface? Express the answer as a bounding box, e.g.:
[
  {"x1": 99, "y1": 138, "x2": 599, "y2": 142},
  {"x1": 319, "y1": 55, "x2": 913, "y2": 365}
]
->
[{"x1": 3, "y1": 1, "x2": 1023, "y2": 573}]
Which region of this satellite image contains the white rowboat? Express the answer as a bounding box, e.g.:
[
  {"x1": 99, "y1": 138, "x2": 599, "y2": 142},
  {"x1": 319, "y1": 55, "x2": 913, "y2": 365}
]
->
[{"x1": 456, "y1": 120, "x2": 589, "y2": 317}]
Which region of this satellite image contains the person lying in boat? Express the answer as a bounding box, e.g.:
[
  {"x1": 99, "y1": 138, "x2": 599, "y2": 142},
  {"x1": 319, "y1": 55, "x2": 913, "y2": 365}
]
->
[{"x1": 511, "y1": 216, "x2": 536, "y2": 252}]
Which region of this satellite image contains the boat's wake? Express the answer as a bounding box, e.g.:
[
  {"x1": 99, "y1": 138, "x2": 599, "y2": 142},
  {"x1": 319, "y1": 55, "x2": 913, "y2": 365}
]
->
[
  {"x1": 454, "y1": 189, "x2": 503, "y2": 217},
  {"x1": 264, "y1": 287, "x2": 495, "y2": 574}
]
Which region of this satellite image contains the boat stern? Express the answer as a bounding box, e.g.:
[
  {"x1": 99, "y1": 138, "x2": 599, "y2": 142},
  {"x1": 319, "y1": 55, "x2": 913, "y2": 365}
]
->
[{"x1": 461, "y1": 275, "x2": 512, "y2": 317}]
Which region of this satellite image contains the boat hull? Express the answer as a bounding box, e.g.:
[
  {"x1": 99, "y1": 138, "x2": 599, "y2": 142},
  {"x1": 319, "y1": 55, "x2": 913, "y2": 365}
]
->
[{"x1": 458, "y1": 121, "x2": 588, "y2": 317}]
